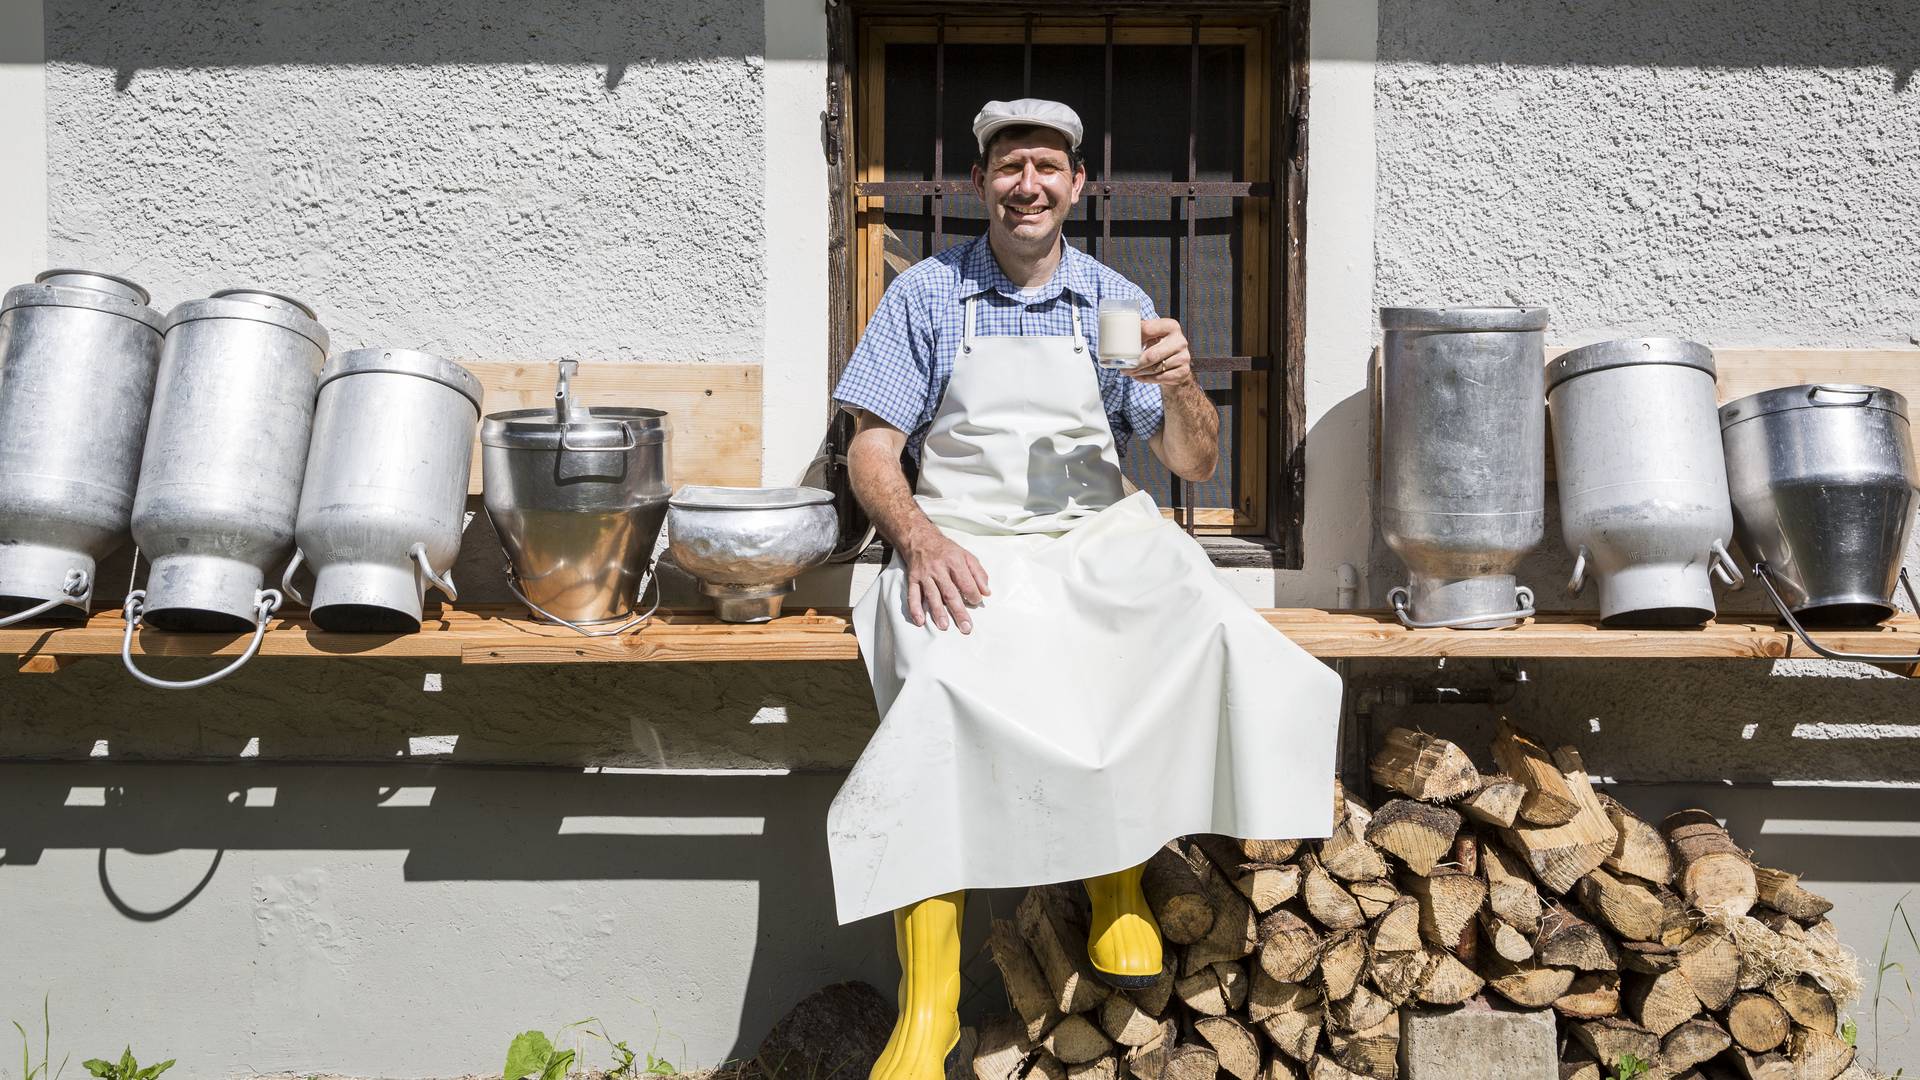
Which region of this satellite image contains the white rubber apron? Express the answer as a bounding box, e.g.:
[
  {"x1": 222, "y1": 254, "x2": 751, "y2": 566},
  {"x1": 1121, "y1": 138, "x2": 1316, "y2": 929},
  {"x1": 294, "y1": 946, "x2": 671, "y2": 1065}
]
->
[{"x1": 829, "y1": 298, "x2": 1341, "y2": 925}]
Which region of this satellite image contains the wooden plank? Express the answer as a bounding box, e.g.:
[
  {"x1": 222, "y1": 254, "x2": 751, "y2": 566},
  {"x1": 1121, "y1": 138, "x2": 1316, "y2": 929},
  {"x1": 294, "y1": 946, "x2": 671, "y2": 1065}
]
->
[{"x1": 461, "y1": 361, "x2": 761, "y2": 495}]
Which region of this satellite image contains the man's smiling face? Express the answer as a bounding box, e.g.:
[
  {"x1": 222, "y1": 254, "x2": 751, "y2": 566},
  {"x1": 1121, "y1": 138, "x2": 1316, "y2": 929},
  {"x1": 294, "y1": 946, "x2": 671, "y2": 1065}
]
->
[{"x1": 973, "y1": 127, "x2": 1085, "y2": 253}]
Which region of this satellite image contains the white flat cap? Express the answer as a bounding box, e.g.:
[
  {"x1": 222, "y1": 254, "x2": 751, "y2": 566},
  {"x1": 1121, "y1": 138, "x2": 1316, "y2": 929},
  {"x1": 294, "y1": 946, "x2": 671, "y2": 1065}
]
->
[{"x1": 972, "y1": 98, "x2": 1084, "y2": 154}]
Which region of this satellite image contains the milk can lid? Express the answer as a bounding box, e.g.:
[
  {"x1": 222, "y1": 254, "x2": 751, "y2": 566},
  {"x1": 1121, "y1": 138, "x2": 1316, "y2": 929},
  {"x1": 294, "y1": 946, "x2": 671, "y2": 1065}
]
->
[
  {"x1": 0, "y1": 269, "x2": 165, "y2": 333},
  {"x1": 1546, "y1": 337, "x2": 1716, "y2": 392},
  {"x1": 1378, "y1": 306, "x2": 1549, "y2": 333},
  {"x1": 164, "y1": 288, "x2": 330, "y2": 353},
  {"x1": 670, "y1": 485, "x2": 834, "y2": 511},
  {"x1": 1719, "y1": 384, "x2": 1911, "y2": 430},
  {"x1": 321, "y1": 347, "x2": 485, "y2": 411}
]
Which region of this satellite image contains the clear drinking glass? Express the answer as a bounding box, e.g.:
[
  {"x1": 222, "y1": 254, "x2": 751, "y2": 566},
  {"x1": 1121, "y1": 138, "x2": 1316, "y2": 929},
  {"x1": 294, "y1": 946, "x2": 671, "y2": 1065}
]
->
[{"x1": 1097, "y1": 297, "x2": 1143, "y2": 370}]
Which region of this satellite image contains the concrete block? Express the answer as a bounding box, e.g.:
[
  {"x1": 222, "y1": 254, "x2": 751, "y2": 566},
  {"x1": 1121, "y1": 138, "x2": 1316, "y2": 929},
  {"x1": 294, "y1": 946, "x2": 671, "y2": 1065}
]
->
[{"x1": 1399, "y1": 1003, "x2": 1557, "y2": 1080}]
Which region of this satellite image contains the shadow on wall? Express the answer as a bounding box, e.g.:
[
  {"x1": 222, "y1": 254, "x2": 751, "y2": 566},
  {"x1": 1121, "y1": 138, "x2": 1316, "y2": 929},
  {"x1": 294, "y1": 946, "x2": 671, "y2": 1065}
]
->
[{"x1": 24, "y1": 0, "x2": 761, "y2": 85}]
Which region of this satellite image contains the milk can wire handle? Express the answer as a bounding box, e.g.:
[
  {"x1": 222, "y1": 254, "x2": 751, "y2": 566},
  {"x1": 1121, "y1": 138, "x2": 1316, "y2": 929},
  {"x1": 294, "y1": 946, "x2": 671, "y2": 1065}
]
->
[
  {"x1": 1565, "y1": 547, "x2": 1589, "y2": 597},
  {"x1": 280, "y1": 548, "x2": 310, "y2": 606},
  {"x1": 1710, "y1": 540, "x2": 1744, "y2": 588},
  {"x1": 502, "y1": 558, "x2": 660, "y2": 637},
  {"x1": 0, "y1": 569, "x2": 91, "y2": 627},
  {"x1": 1755, "y1": 562, "x2": 1920, "y2": 664},
  {"x1": 559, "y1": 419, "x2": 637, "y2": 454},
  {"x1": 1388, "y1": 585, "x2": 1537, "y2": 630},
  {"x1": 120, "y1": 588, "x2": 283, "y2": 691},
  {"x1": 1808, "y1": 385, "x2": 1874, "y2": 406},
  {"x1": 410, "y1": 543, "x2": 458, "y2": 602}
]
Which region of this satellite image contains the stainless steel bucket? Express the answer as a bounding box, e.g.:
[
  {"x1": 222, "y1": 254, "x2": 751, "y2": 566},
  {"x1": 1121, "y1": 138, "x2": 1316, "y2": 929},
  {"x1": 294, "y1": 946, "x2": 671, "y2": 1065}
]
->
[
  {"x1": 1379, "y1": 305, "x2": 1548, "y2": 629},
  {"x1": 0, "y1": 270, "x2": 164, "y2": 625},
  {"x1": 283, "y1": 348, "x2": 482, "y2": 632},
  {"x1": 122, "y1": 289, "x2": 327, "y2": 689},
  {"x1": 1721, "y1": 383, "x2": 1920, "y2": 661},
  {"x1": 1547, "y1": 338, "x2": 1741, "y2": 626},
  {"x1": 482, "y1": 361, "x2": 671, "y2": 635},
  {"x1": 667, "y1": 486, "x2": 838, "y2": 622}
]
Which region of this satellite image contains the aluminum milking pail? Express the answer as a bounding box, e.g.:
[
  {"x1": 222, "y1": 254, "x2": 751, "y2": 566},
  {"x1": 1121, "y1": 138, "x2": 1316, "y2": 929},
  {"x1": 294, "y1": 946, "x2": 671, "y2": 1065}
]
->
[
  {"x1": 1720, "y1": 383, "x2": 1920, "y2": 663},
  {"x1": 481, "y1": 361, "x2": 671, "y2": 636},
  {"x1": 281, "y1": 348, "x2": 482, "y2": 633},
  {"x1": 1379, "y1": 305, "x2": 1548, "y2": 629},
  {"x1": 1547, "y1": 338, "x2": 1741, "y2": 627},
  {"x1": 0, "y1": 270, "x2": 164, "y2": 626},
  {"x1": 122, "y1": 289, "x2": 328, "y2": 689}
]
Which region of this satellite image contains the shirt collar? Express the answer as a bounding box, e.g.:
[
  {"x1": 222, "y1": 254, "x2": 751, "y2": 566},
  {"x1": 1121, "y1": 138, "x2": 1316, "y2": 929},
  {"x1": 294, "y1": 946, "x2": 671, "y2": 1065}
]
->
[{"x1": 958, "y1": 235, "x2": 1097, "y2": 306}]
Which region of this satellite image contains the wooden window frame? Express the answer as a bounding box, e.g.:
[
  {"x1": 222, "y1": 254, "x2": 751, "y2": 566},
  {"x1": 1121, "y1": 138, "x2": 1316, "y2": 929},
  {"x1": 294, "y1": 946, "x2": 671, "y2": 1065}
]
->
[{"x1": 825, "y1": 2, "x2": 1308, "y2": 564}]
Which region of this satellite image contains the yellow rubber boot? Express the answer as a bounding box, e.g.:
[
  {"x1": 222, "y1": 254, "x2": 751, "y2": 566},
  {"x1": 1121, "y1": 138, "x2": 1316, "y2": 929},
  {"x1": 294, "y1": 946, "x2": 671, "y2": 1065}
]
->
[
  {"x1": 870, "y1": 891, "x2": 965, "y2": 1080},
  {"x1": 1083, "y1": 864, "x2": 1163, "y2": 988}
]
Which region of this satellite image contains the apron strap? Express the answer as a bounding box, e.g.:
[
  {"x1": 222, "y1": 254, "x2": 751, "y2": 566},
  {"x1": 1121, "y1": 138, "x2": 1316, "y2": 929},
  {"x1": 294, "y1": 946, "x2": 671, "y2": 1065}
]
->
[
  {"x1": 963, "y1": 295, "x2": 976, "y2": 354},
  {"x1": 962, "y1": 293, "x2": 1086, "y2": 354}
]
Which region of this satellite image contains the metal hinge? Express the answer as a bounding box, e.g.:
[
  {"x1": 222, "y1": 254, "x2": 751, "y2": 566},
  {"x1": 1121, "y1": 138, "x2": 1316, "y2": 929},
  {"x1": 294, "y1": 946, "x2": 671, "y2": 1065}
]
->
[{"x1": 821, "y1": 82, "x2": 843, "y2": 167}]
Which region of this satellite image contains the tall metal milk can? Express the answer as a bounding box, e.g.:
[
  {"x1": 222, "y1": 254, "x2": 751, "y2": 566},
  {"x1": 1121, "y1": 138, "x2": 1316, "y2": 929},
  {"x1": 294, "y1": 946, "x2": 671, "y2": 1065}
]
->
[
  {"x1": 0, "y1": 271, "x2": 164, "y2": 625},
  {"x1": 1547, "y1": 338, "x2": 1741, "y2": 626},
  {"x1": 282, "y1": 348, "x2": 482, "y2": 632},
  {"x1": 1721, "y1": 383, "x2": 1920, "y2": 663},
  {"x1": 482, "y1": 361, "x2": 671, "y2": 636},
  {"x1": 122, "y1": 289, "x2": 328, "y2": 689},
  {"x1": 1379, "y1": 306, "x2": 1548, "y2": 629}
]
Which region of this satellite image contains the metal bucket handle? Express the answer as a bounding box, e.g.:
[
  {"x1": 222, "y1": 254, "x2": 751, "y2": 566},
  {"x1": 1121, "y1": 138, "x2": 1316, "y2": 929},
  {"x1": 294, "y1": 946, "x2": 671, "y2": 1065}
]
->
[
  {"x1": 1566, "y1": 547, "x2": 1590, "y2": 597},
  {"x1": 120, "y1": 588, "x2": 283, "y2": 690},
  {"x1": 503, "y1": 558, "x2": 661, "y2": 637},
  {"x1": 409, "y1": 543, "x2": 459, "y2": 602},
  {"x1": 281, "y1": 547, "x2": 311, "y2": 606},
  {"x1": 0, "y1": 568, "x2": 91, "y2": 627},
  {"x1": 1754, "y1": 562, "x2": 1920, "y2": 664},
  {"x1": 1710, "y1": 539, "x2": 1744, "y2": 588},
  {"x1": 1388, "y1": 585, "x2": 1536, "y2": 630}
]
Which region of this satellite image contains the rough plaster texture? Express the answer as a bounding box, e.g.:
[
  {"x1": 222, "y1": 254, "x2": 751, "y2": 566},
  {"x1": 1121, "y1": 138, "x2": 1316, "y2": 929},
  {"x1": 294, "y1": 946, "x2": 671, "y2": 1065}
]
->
[
  {"x1": 43, "y1": 0, "x2": 765, "y2": 362},
  {"x1": 1398, "y1": 1004, "x2": 1556, "y2": 1080}
]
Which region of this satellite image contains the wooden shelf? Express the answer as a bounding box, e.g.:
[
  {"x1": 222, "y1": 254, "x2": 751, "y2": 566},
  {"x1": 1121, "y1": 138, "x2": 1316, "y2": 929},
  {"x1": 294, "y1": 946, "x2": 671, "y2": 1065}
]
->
[{"x1": 7, "y1": 607, "x2": 1918, "y2": 669}]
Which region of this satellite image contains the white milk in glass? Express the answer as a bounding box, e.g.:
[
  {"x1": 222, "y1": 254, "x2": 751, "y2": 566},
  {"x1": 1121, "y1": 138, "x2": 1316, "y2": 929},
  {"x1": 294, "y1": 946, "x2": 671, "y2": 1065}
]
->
[{"x1": 1097, "y1": 299, "x2": 1142, "y2": 370}]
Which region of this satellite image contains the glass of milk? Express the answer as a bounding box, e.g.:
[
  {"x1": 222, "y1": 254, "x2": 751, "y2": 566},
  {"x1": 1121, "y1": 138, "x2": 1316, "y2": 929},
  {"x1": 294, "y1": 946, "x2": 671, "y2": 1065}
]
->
[{"x1": 1097, "y1": 298, "x2": 1144, "y2": 370}]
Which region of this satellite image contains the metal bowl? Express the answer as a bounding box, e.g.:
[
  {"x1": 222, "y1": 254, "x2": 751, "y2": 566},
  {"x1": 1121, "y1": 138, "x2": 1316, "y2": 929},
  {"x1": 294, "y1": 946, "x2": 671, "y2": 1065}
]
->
[{"x1": 667, "y1": 485, "x2": 838, "y2": 622}]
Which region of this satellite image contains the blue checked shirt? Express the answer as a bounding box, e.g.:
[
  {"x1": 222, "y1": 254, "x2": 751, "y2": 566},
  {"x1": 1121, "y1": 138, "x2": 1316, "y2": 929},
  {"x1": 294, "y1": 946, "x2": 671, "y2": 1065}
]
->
[{"x1": 834, "y1": 235, "x2": 1164, "y2": 462}]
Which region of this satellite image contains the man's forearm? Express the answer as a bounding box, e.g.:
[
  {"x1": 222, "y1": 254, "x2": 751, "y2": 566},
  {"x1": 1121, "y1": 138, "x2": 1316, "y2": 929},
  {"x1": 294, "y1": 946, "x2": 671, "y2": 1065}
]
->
[
  {"x1": 849, "y1": 432, "x2": 943, "y2": 557},
  {"x1": 1156, "y1": 380, "x2": 1220, "y2": 482}
]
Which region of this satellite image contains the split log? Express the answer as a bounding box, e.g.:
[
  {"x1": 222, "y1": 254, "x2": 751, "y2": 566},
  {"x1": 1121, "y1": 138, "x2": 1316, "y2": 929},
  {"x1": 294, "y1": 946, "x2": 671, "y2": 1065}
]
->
[
  {"x1": 1598, "y1": 794, "x2": 1674, "y2": 884},
  {"x1": 1574, "y1": 867, "x2": 1667, "y2": 943},
  {"x1": 1182, "y1": 855, "x2": 1259, "y2": 975},
  {"x1": 1144, "y1": 844, "x2": 1216, "y2": 946},
  {"x1": 1347, "y1": 879, "x2": 1400, "y2": 920},
  {"x1": 1461, "y1": 775, "x2": 1527, "y2": 830},
  {"x1": 1302, "y1": 854, "x2": 1366, "y2": 931},
  {"x1": 1365, "y1": 800, "x2": 1460, "y2": 876},
  {"x1": 1306, "y1": 1058, "x2": 1367, "y2": 1080},
  {"x1": 1129, "y1": 970, "x2": 1174, "y2": 1017},
  {"x1": 989, "y1": 917, "x2": 1067, "y2": 1041},
  {"x1": 1318, "y1": 929, "x2": 1369, "y2": 1001},
  {"x1": 1236, "y1": 864, "x2": 1303, "y2": 915},
  {"x1": 1483, "y1": 955, "x2": 1576, "y2": 1008},
  {"x1": 1031, "y1": 1054, "x2": 1069, "y2": 1080},
  {"x1": 1212, "y1": 963, "x2": 1249, "y2": 1013},
  {"x1": 1767, "y1": 977, "x2": 1837, "y2": 1034},
  {"x1": 1260, "y1": 1058, "x2": 1304, "y2": 1080},
  {"x1": 1624, "y1": 968, "x2": 1702, "y2": 1038},
  {"x1": 1654, "y1": 882, "x2": 1697, "y2": 948},
  {"x1": 1366, "y1": 949, "x2": 1432, "y2": 1006},
  {"x1": 1327, "y1": 984, "x2": 1394, "y2": 1036},
  {"x1": 1753, "y1": 866, "x2": 1834, "y2": 923},
  {"x1": 1498, "y1": 747, "x2": 1615, "y2": 894},
  {"x1": 1018, "y1": 886, "x2": 1112, "y2": 1015},
  {"x1": 1789, "y1": 1027, "x2": 1855, "y2": 1080},
  {"x1": 1620, "y1": 940, "x2": 1679, "y2": 975},
  {"x1": 1558, "y1": 1054, "x2": 1603, "y2": 1080},
  {"x1": 1328, "y1": 1013, "x2": 1398, "y2": 1080},
  {"x1": 1193, "y1": 1017, "x2": 1260, "y2": 1080},
  {"x1": 1662, "y1": 809, "x2": 1758, "y2": 921},
  {"x1": 973, "y1": 1014, "x2": 1032, "y2": 1080},
  {"x1": 1068, "y1": 1056, "x2": 1119, "y2": 1080},
  {"x1": 1248, "y1": 974, "x2": 1321, "y2": 1063},
  {"x1": 1481, "y1": 843, "x2": 1545, "y2": 936},
  {"x1": 1492, "y1": 720, "x2": 1580, "y2": 826},
  {"x1": 1256, "y1": 907, "x2": 1324, "y2": 982},
  {"x1": 1121, "y1": 1021, "x2": 1177, "y2": 1080},
  {"x1": 1659, "y1": 1018, "x2": 1732, "y2": 1075},
  {"x1": 1478, "y1": 909, "x2": 1535, "y2": 963},
  {"x1": 1321, "y1": 801, "x2": 1391, "y2": 883},
  {"x1": 1162, "y1": 1044, "x2": 1220, "y2": 1080},
  {"x1": 1552, "y1": 971, "x2": 1622, "y2": 1018},
  {"x1": 1369, "y1": 897, "x2": 1423, "y2": 955},
  {"x1": 1370, "y1": 728, "x2": 1480, "y2": 802},
  {"x1": 1676, "y1": 926, "x2": 1740, "y2": 1011},
  {"x1": 1567, "y1": 1018, "x2": 1660, "y2": 1072},
  {"x1": 1726, "y1": 1050, "x2": 1795, "y2": 1080},
  {"x1": 1044, "y1": 1015, "x2": 1114, "y2": 1065},
  {"x1": 1414, "y1": 948, "x2": 1483, "y2": 1004},
  {"x1": 1726, "y1": 993, "x2": 1791, "y2": 1053},
  {"x1": 1402, "y1": 869, "x2": 1487, "y2": 952},
  {"x1": 1174, "y1": 963, "x2": 1246, "y2": 1019},
  {"x1": 1536, "y1": 904, "x2": 1619, "y2": 971},
  {"x1": 1241, "y1": 838, "x2": 1304, "y2": 864},
  {"x1": 1100, "y1": 992, "x2": 1165, "y2": 1046}
]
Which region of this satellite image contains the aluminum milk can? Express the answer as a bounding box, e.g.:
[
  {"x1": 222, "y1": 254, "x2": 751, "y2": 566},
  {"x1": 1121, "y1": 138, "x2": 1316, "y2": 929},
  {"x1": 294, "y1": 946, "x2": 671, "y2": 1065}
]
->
[
  {"x1": 482, "y1": 361, "x2": 671, "y2": 635},
  {"x1": 1379, "y1": 306, "x2": 1548, "y2": 629},
  {"x1": 0, "y1": 271, "x2": 164, "y2": 625},
  {"x1": 282, "y1": 348, "x2": 482, "y2": 632},
  {"x1": 122, "y1": 289, "x2": 327, "y2": 688},
  {"x1": 1547, "y1": 338, "x2": 1741, "y2": 626},
  {"x1": 1720, "y1": 384, "x2": 1919, "y2": 662}
]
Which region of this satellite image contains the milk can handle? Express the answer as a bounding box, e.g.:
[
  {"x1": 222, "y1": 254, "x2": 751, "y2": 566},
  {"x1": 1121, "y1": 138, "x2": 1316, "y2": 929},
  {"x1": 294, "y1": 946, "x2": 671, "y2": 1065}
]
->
[
  {"x1": 1710, "y1": 540, "x2": 1745, "y2": 588},
  {"x1": 1565, "y1": 547, "x2": 1589, "y2": 597},
  {"x1": 120, "y1": 588, "x2": 283, "y2": 690},
  {"x1": 280, "y1": 548, "x2": 310, "y2": 606},
  {"x1": 1388, "y1": 585, "x2": 1536, "y2": 630},
  {"x1": 1755, "y1": 563, "x2": 1920, "y2": 664},
  {"x1": 409, "y1": 543, "x2": 459, "y2": 602},
  {"x1": 1808, "y1": 385, "x2": 1874, "y2": 407},
  {"x1": 559, "y1": 419, "x2": 637, "y2": 454},
  {"x1": 0, "y1": 569, "x2": 90, "y2": 627},
  {"x1": 502, "y1": 559, "x2": 661, "y2": 637}
]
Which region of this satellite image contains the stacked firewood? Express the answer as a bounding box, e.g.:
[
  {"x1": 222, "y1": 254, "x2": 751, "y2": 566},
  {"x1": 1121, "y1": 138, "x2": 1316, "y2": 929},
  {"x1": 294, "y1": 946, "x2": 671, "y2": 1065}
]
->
[{"x1": 971, "y1": 722, "x2": 1863, "y2": 1080}]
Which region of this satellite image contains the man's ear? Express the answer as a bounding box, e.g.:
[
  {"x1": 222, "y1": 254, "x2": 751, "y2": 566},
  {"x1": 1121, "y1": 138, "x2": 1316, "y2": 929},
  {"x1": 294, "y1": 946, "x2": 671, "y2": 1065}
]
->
[
  {"x1": 971, "y1": 163, "x2": 986, "y2": 199},
  {"x1": 1070, "y1": 163, "x2": 1087, "y2": 203}
]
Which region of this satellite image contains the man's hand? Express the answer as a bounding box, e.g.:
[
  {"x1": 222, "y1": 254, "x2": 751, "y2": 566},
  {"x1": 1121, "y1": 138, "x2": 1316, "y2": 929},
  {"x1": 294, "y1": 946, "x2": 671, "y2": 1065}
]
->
[
  {"x1": 1128, "y1": 318, "x2": 1195, "y2": 387},
  {"x1": 898, "y1": 531, "x2": 991, "y2": 634}
]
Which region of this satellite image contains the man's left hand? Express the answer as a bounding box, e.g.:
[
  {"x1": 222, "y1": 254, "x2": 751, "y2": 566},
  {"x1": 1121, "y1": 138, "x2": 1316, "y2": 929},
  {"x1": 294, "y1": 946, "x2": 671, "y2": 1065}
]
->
[{"x1": 1129, "y1": 318, "x2": 1194, "y2": 387}]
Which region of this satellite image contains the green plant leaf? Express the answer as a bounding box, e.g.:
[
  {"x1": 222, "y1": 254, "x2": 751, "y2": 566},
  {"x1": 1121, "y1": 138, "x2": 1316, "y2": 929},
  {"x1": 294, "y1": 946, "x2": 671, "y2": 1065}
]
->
[
  {"x1": 81, "y1": 1060, "x2": 113, "y2": 1080},
  {"x1": 1840, "y1": 1018, "x2": 1857, "y2": 1046},
  {"x1": 504, "y1": 1031, "x2": 556, "y2": 1080},
  {"x1": 539, "y1": 1048, "x2": 576, "y2": 1080},
  {"x1": 137, "y1": 1059, "x2": 176, "y2": 1080}
]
